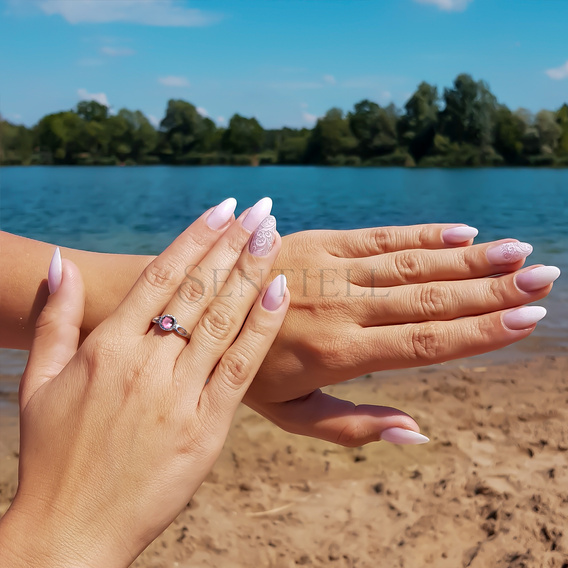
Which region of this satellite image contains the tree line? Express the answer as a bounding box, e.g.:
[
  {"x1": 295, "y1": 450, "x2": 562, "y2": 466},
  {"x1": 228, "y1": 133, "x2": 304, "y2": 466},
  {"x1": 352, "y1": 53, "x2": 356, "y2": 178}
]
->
[{"x1": 1, "y1": 74, "x2": 567, "y2": 167}]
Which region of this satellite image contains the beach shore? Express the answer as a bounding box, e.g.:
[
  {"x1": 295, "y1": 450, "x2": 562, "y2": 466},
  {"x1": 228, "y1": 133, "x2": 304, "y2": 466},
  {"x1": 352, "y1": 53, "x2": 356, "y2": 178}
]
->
[{"x1": 1, "y1": 354, "x2": 568, "y2": 567}]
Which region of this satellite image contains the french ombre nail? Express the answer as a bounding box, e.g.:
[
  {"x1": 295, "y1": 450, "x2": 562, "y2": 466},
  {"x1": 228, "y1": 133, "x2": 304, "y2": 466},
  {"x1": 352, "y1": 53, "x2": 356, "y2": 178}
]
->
[
  {"x1": 249, "y1": 215, "x2": 277, "y2": 256},
  {"x1": 380, "y1": 427, "x2": 430, "y2": 445},
  {"x1": 48, "y1": 247, "x2": 62, "y2": 294},
  {"x1": 442, "y1": 226, "x2": 479, "y2": 244},
  {"x1": 486, "y1": 241, "x2": 533, "y2": 265},
  {"x1": 502, "y1": 306, "x2": 547, "y2": 330},
  {"x1": 262, "y1": 274, "x2": 287, "y2": 311},
  {"x1": 515, "y1": 266, "x2": 561, "y2": 292},
  {"x1": 206, "y1": 197, "x2": 237, "y2": 230},
  {"x1": 242, "y1": 197, "x2": 273, "y2": 232}
]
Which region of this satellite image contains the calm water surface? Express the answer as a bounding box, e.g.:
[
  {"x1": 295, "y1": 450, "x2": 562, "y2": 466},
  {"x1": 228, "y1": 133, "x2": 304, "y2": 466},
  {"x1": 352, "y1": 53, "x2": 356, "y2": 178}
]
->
[{"x1": 1, "y1": 166, "x2": 567, "y2": 374}]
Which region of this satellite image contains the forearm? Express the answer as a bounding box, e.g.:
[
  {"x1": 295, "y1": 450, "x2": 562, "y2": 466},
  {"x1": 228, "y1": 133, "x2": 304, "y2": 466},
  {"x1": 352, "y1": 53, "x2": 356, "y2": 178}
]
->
[{"x1": 0, "y1": 231, "x2": 154, "y2": 349}]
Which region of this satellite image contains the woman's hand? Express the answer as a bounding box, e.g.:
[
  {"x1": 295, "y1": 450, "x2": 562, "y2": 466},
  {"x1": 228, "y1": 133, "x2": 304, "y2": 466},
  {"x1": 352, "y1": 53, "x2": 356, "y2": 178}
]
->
[
  {"x1": 0, "y1": 199, "x2": 295, "y2": 567},
  {"x1": 246, "y1": 226, "x2": 557, "y2": 446}
]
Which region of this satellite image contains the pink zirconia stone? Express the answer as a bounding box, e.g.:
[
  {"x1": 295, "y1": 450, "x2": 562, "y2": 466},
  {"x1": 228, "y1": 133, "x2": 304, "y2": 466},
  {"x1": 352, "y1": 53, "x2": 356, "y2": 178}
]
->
[{"x1": 161, "y1": 316, "x2": 174, "y2": 330}]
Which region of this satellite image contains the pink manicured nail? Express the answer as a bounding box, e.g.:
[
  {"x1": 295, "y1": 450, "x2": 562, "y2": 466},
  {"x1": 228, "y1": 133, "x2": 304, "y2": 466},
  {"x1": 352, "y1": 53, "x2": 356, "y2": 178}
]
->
[
  {"x1": 249, "y1": 215, "x2": 277, "y2": 256},
  {"x1": 242, "y1": 197, "x2": 273, "y2": 232},
  {"x1": 516, "y1": 266, "x2": 561, "y2": 292},
  {"x1": 502, "y1": 306, "x2": 547, "y2": 330},
  {"x1": 486, "y1": 241, "x2": 533, "y2": 264},
  {"x1": 262, "y1": 274, "x2": 287, "y2": 311},
  {"x1": 380, "y1": 427, "x2": 430, "y2": 445},
  {"x1": 48, "y1": 247, "x2": 62, "y2": 294},
  {"x1": 442, "y1": 226, "x2": 479, "y2": 244},
  {"x1": 206, "y1": 197, "x2": 237, "y2": 230}
]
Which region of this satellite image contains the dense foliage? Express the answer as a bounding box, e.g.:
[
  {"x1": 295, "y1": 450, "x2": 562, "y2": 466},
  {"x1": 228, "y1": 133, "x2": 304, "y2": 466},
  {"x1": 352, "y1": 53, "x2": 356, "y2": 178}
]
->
[{"x1": 2, "y1": 74, "x2": 567, "y2": 167}]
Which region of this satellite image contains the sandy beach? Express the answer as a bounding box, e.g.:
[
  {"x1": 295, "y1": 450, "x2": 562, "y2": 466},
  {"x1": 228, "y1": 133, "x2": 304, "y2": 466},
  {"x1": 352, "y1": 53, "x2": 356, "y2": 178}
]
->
[{"x1": 1, "y1": 353, "x2": 568, "y2": 567}]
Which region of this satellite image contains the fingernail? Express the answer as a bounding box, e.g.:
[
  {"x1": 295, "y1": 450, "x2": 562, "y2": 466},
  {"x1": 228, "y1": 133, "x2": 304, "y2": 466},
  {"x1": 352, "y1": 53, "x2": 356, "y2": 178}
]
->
[
  {"x1": 249, "y1": 215, "x2": 277, "y2": 256},
  {"x1": 242, "y1": 197, "x2": 273, "y2": 232},
  {"x1": 48, "y1": 247, "x2": 62, "y2": 294},
  {"x1": 486, "y1": 241, "x2": 533, "y2": 264},
  {"x1": 442, "y1": 226, "x2": 479, "y2": 244},
  {"x1": 380, "y1": 427, "x2": 430, "y2": 445},
  {"x1": 206, "y1": 197, "x2": 237, "y2": 230},
  {"x1": 262, "y1": 274, "x2": 287, "y2": 311},
  {"x1": 502, "y1": 306, "x2": 547, "y2": 330},
  {"x1": 516, "y1": 266, "x2": 561, "y2": 292}
]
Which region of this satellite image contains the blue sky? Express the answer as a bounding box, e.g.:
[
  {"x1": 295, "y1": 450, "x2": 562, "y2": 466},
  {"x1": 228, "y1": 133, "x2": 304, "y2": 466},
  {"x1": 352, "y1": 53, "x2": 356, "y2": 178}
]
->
[{"x1": 1, "y1": 0, "x2": 567, "y2": 129}]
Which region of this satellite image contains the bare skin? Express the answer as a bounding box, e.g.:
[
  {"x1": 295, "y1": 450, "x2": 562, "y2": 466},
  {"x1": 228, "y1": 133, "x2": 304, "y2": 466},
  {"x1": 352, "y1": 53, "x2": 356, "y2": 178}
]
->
[{"x1": 0, "y1": 224, "x2": 555, "y2": 446}]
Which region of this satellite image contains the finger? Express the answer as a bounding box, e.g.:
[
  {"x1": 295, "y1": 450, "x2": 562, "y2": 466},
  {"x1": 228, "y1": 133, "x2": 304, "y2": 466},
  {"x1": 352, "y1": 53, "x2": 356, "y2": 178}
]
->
[
  {"x1": 176, "y1": 228, "x2": 282, "y2": 379},
  {"x1": 20, "y1": 250, "x2": 85, "y2": 409},
  {"x1": 353, "y1": 264, "x2": 559, "y2": 327},
  {"x1": 251, "y1": 390, "x2": 428, "y2": 447},
  {"x1": 195, "y1": 276, "x2": 290, "y2": 423},
  {"x1": 152, "y1": 201, "x2": 274, "y2": 355},
  {"x1": 322, "y1": 224, "x2": 479, "y2": 258},
  {"x1": 113, "y1": 198, "x2": 238, "y2": 332},
  {"x1": 345, "y1": 238, "x2": 533, "y2": 287},
  {"x1": 347, "y1": 306, "x2": 547, "y2": 377}
]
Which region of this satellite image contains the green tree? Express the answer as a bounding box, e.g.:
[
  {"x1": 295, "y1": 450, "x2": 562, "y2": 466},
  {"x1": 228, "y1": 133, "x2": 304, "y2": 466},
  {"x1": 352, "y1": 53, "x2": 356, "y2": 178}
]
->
[
  {"x1": 535, "y1": 110, "x2": 561, "y2": 154},
  {"x1": 306, "y1": 108, "x2": 357, "y2": 164},
  {"x1": 557, "y1": 104, "x2": 568, "y2": 156},
  {"x1": 36, "y1": 111, "x2": 85, "y2": 163},
  {"x1": 493, "y1": 106, "x2": 525, "y2": 163},
  {"x1": 223, "y1": 114, "x2": 264, "y2": 155},
  {"x1": 0, "y1": 119, "x2": 34, "y2": 164},
  {"x1": 76, "y1": 100, "x2": 109, "y2": 122},
  {"x1": 348, "y1": 100, "x2": 398, "y2": 159}
]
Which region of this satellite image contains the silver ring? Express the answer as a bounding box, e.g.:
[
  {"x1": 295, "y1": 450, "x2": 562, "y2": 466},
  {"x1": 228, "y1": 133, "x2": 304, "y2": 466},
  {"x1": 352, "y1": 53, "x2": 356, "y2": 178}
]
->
[{"x1": 152, "y1": 314, "x2": 189, "y2": 339}]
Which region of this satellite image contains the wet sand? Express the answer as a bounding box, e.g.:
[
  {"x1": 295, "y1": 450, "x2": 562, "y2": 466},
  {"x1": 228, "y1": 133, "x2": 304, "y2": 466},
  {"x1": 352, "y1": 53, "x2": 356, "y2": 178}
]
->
[{"x1": 1, "y1": 354, "x2": 568, "y2": 567}]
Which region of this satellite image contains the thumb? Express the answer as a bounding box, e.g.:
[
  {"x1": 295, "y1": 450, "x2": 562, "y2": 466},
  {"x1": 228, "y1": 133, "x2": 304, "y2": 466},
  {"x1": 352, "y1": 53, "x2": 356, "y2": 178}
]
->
[
  {"x1": 20, "y1": 248, "x2": 85, "y2": 409},
  {"x1": 256, "y1": 390, "x2": 429, "y2": 447}
]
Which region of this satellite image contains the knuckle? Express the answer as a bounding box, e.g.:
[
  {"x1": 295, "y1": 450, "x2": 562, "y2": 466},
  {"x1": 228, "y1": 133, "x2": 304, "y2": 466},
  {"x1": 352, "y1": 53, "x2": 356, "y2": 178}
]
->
[
  {"x1": 143, "y1": 261, "x2": 177, "y2": 290},
  {"x1": 177, "y1": 276, "x2": 206, "y2": 305},
  {"x1": 217, "y1": 349, "x2": 251, "y2": 390},
  {"x1": 320, "y1": 333, "x2": 357, "y2": 368},
  {"x1": 199, "y1": 307, "x2": 233, "y2": 341},
  {"x1": 335, "y1": 420, "x2": 368, "y2": 448},
  {"x1": 418, "y1": 284, "x2": 445, "y2": 319},
  {"x1": 393, "y1": 251, "x2": 423, "y2": 283},
  {"x1": 408, "y1": 323, "x2": 444, "y2": 361},
  {"x1": 369, "y1": 227, "x2": 394, "y2": 254},
  {"x1": 457, "y1": 248, "x2": 476, "y2": 273},
  {"x1": 486, "y1": 277, "x2": 507, "y2": 305},
  {"x1": 225, "y1": 233, "x2": 247, "y2": 258}
]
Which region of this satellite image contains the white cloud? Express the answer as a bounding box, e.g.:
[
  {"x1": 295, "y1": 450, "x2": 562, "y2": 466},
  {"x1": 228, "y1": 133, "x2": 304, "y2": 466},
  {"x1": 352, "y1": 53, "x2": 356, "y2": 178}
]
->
[
  {"x1": 302, "y1": 111, "x2": 317, "y2": 126},
  {"x1": 101, "y1": 46, "x2": 136, "y2": 57},
  {"x1": 148, "y1": 114, "x2": 160, "y2": 128},
  {"x1": 414, "y1": 0, "x2": 473, "y2": 12},
  {"x1": 545, "y1": 60, "x2": 568, "y2": 80},
  {"x1": 323, "y1": 74, "x2": 337, "y2": 85},
  {"x1": 77, "y1": 88, "x2": 109, "y2": 107},
  {"x1": 300, "y1": 102, "x2": 308, "y2": 109},
  {"x1": 216, "y1": 116, "x2": 226, "y2": 125},
  {"x1": 158, "y1": 76, "x2": 190, "y2": 87},
  {"x1": 37, "y1": 0, "x2": 223, "y2": 27},
  {"x1": 196, "y1": 107, "x2": 209, "y2": 117}
]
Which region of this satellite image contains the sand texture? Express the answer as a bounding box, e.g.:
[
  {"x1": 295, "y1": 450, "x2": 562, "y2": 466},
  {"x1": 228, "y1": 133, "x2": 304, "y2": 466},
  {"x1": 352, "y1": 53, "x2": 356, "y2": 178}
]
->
[{"x1": 1, "y1": 355, "x2": 568, "y2": 567}]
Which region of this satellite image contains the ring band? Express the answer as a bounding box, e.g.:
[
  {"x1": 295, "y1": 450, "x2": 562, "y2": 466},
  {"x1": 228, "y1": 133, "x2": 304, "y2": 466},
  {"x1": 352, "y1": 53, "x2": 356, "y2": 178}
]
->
[{"x1": 152, "y1": 314, "x2": 189, "y2": 339}]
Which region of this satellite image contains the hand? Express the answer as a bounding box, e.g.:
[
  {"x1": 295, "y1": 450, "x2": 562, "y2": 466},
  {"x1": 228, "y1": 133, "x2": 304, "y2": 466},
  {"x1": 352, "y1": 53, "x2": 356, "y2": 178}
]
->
[
  {"x1": 0, "y1": 199, "x2": 290, "y2": 567},
  {"x1": 246, "y1": 225, "x2": 557, "y2": 446}
]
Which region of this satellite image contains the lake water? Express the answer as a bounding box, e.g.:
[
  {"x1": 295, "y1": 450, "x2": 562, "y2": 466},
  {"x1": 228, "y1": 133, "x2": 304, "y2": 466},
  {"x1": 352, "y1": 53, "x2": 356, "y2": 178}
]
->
[{"x1": 1, "y1": 166, "x2": 567, "y2": 376}]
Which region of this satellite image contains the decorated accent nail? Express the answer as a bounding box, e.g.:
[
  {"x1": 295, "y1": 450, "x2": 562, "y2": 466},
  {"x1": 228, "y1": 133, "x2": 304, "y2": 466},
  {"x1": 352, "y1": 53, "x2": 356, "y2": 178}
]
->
[
  {"x1": 486, "y1": 241, "x2": 533, "y2": 265},
  {"x1": 380, "y1": 427, "x2": 430, "y2": 445},
  {"x1": 502, "y1": 306, "x2": 547, "y2": 330},
  {"x1": 262, "y1": 274, "x2": 287, "y2": 311},
  {"x1": 515, "y1": 266, "x2": 561, "y2": 292},
  {"x1": 442, "y1": 226, "x2": 479, "y2": 244},
  {"x1": 242, "y1": 197, "x2": 273, "y2": 232},
  {"x1": 206, "y1": 197, "x2": 237, "y2": 230},
  {"x1": 48, "y1": 247, "x2": 62, "y2": 295},
  {"x1": 249, "y1": 215, "x2": 276, "y2": 257}
]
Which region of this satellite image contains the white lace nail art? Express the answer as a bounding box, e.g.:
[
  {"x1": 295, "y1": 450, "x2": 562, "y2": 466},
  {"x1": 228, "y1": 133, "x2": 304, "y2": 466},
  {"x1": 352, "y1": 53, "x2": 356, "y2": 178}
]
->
[{"x1": 249, "y1": 215, "x2": 276, "y2": 256}]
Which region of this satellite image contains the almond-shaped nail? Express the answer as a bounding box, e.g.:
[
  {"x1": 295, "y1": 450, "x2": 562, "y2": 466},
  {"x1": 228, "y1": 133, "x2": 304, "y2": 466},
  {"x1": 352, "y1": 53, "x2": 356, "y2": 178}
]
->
[
  {"x1": 242, "y1": 197, "x2": 273, "y2": 232},
  {"x1": 48, "y1": 247, "x2": 62, "y2": 294},
  {"x1": 516, "y1": 266, "x2": 561, "y2": 292},
  {"x1": 380, "y1": 427, "x2": 430, "y2": 445},
  {"x1": 486, "y1": 241, "x2": 533, "y2": 265},
  {"x1": 249, "y1": 215, "x2": 276, "y2": 256},
  {"x1": 502, "y1": 306, "x2": 547, "y2": 330},
  {"x1": 262, "y1": 274, "x2": 287, "y2": 311},
  {"x1": 442, "y1": 226, "x2": 479, "y2": 244},
  {"x1": 206, "y1": 197, "x2": 237, "y2": 230}
]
